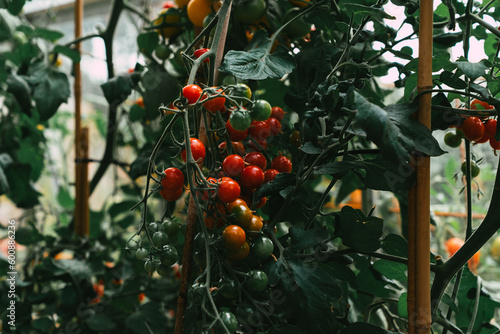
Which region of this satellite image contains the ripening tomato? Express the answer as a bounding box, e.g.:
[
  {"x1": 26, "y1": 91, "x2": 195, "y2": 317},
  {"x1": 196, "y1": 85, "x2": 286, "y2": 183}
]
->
[
  {"x1": 485, "y1": 119, "x2": 497, "y2": 138},
  {"x1": 182, "y1": 84, "x2": 203, "y2": 104},
  {"x1": 218, "y1": 141, "x2": 246, "y2": 156},
  {"x1": 226, "y1": 120, "x2": 249, "y2": 141},
  {"x1": 246, "y1": 215, "x2": 263, "y2": 235},
  {"x1": 181, "y1": 138, "x2": 206, "y2": 163},
  {"x1": 240, "y1": 165, "x2": 265, "y2": 189},
  {"x1": 153, "y1": 8, "x2": 182, "y2": 39},
  {"x1": 229, "y1": 203, "x2": 253, "y2": 228},
  {"x1": 250, "y1": 100, "x2": 272, "y2": 121},
  {"x1": 266, "y1": 117, "x2": 281, "y2": 136},
  {"x1": 222, "y1": 225, "x2": 246, "y2": 250},
  {"x1": 162, "y1": 167, "x2": 184, "y2": 190},
  {"x1": 223, "y1": 154, "x2": 245, "y2": 177},
  {"x1": 160, "y1": 186, "x2": 183, "y2": 201},
  {"x1": 226, "y1": 198, "x2": 248, "y2": 212},
  {"x1": 271, "y1": 106, "x2": 284, "y2": 121},
  {"x1": 234, "y1": 0, "x2": 266, "y2": 24},
  {"x1": 218, "y1": 177, "x2": 241, "y2": 203},
  {"x1": 230, "y1": 109, "x2": 252, "y2": 132},
  {"x1": 244, "y1": 152, "x2": 267, "y2": 170},
  {"x1": 271, "y1": 156, "x2": 292, "y2": 173},
  {"x1": 194, "y1": 48, "x2": 210, "y2": 63},
  {"x1": 249, "y1": 121, "x2": 271, "y2": 141},
  {"x1": 202, "y1": 88, "x2": 225, "y2": 112},
  {"x1": 227, "y1": 241, "x2": 250, "y2": 261},
  {"x1": 462, "y1": 117, "x2": 485, "y2": 142},
  {"x1": 445, "y1": 237, "x2": 480, "y2": 273},
  {"x1": 187, "y1": 0, "x2": 213, "y2": 27},
  {"x1": 232, "y1": 83, "x2": 252, "y2": 100}
]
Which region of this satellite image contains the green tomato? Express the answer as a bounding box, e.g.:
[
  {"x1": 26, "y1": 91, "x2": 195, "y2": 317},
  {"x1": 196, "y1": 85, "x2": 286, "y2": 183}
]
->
[
  {"x1": 236, "y1": 306, "x2": 258, "y2": 325},
  {"x1": 461, "y1": 161, "x2": 480, "y2": 178},
  {"x1": 148, "y1": 221, "x2": 164, "y2": 233},
  {"x1": 188, "y1": 283, "x2": 205, "y2": 305},
  {"x1": 156, "y1": 264, "x2": 171, "y2": 276},
  {"x1": 232, "y1": 83, "x2": 252, "y2": 100},
  {"x1": 218, "y1": 280, "x2": 238, "y2": 299},
  {"x1": 250, "y1": 236, "x2": 274, "y2": 261},
  {"x1": 444, "y1": 132, "x2": 462, "y2": 148},
  {"x1": 234, "y1": 0, "x2": 266, "y2": 24},
  {"x1": 152, "y1": 231, "x2": 168, "y2": 248},
  {"x1": 127, "y1": 238, "x2": 140, "y2": 250},
  {"x1": 215, "y1": 311, "x2": 238, "y2": 333},
  {"x1": 229, "y1": 109, "x2": 252, "y2": 131},
  {"x1": 162, "y1": 218, "x2": 180, "y2": 236},
  {"x1": 154, "y1": 44, "x2": 171, "y2": 60},
  {"x1": 250, "y1": 100, "x2": 272, "y2": 121},
  {"x1": 284, "y1": 8, "x2": 312, "y2": 38},
  {"x1": 161, "y1": 245, "x2": 178, "y2": 266},
  {"x1": 136, "y1": 247, "x2": 149, "y2": 260},
  {"x1": 245, "y1": 270, "x2": 268, "y2": 292},
  {"x1": 144, "y1": 259, "x2": 158, "y2": 273}
]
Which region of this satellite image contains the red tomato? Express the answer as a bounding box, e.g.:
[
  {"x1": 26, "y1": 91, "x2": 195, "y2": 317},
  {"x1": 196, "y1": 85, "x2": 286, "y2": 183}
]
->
[
  {"x1": 485, "y1": 119, "x2": 497, "y2": 138},
  {"x1": 201, "y1": 177, "x2": 218, "y2": 201},
  {"x1": 218, "y1": 141, "x2": 246, "y2": 156},
  {"x1": 271, "y1": 106, "x2": 285, "y2": 121},
  {"x1": 162, "y1": 167, "x2": 184, "y2": 190},
  {"x1": 264, "y1": 169, "x2": 279, "y2": 183},
  {"x1": 271, "y1": 156, "x2": 292, "y2": 173},
  {"x1": 194, "y1": 48, "x2": 210, "y2": 63},
  {"x1": 218, "y1": 177, "x2": 241, "y2": 203},
  {"x1": 475, "y1": 132, "x2": 489, "y2": 144},
  {"x1": 181, "y1": 138, "x2": 206, "y2": 163},
  {"x1": 266, "y1": 117, "x2": 281, "y2": 136},
  {"x1": 162, "y1": 1, "x2": 175, "y2": 8},
  {"x1": 490, "y1": 137, "x2": 500, "y2": 150},
  {"x1": 182, "y1": 84, "x2": 203, "y2": 104},
  {"x1": 202, "y1": 88, "x2": 225, "y2": 112},
  {"x1": 244, "y1": 152, "x2": 267, "y2": 170},
  {"x1": 471, "y1": 99, "x2": 493, "y2": 110},
  {"x1": 223, "y1": 154, "x2": 245, "y2": 177},
  {"x1": 248, "y1": 139, "x2": 267, "y2": 152},
  {"x1": 240, "y1": 165, "x2": 265, "y2": 189},
  {"x1": 226, "y1": 120, "x2": 248, "y2": 142},
  {"x1": 160, "y1": 187, "x2": 183, "y2": 201},
  {"x1": 249, "y1": 121, "x2": 271, "y2": 141},
  {"x1": 462, "y1": 117, "x2": 485, "y2": 142}
]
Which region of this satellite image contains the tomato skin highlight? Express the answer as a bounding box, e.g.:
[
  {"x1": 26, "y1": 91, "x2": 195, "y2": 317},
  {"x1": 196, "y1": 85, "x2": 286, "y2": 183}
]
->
[
  {"x1": 222, "y1": 225, "x2": 246, "y2": 250},
  {"x1": 249, "y1": 121, "x2": 271, "y2": 141},
  {"x1": 240, "y1": 165, "x2": 265, "y2": 189},
  {"x1": 194, "y1": 48, "x2": 210, "y2": 62},
  {"x1": 271, "y1": 106, "x2": 285, "y2": 121},
  {"x1": 202, "y1": 88, "x2": 225, "y2": 112},
  {"x1": 182, "y1": 84, "x2": 203, "y2": 104},
  {"x1": 271, "y1": 156, "x2": 292, "y2": 173},
  {"x1": 251, "y1": 99, "x2": 272, "y2": 121},
  {"x1": 244, "y1": 152, "x2": 267, "y2": 170},
  {"x1": 267, "y1": 117, "x2": 282, "y2": 136},
  {"x1": 223, "y1": 154, "x2": 245, "y2": 177},
  {"x1": 462, "y1": 116, "x2": 485, "y2": 142},
  {"x1": 485, "y1": 119, "x2": 497, "y2": 138}
]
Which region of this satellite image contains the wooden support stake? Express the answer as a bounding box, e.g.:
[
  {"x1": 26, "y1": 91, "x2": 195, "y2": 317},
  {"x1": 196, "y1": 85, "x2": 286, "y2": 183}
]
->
[
  {"x1": 74, "y1": 0, "x2": 89, "y2": 237},
  {"x1": 408, "y1": 0, "x2": 433, "y2": 332}
]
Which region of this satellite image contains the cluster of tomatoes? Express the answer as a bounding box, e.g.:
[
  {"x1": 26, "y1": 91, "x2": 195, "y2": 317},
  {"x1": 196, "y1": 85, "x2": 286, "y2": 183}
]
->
[{"x1": 444, "y1": 99, "x2": 498, "y2": 178}]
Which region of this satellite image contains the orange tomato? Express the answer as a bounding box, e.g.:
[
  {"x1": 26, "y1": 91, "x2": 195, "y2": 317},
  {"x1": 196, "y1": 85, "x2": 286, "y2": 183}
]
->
[
  {"x1": 445, "y1": 237, "x2": 481, "y2": 273},
  {"x1": 187, "y1": 0, "x2": 213, "y2": 27}
]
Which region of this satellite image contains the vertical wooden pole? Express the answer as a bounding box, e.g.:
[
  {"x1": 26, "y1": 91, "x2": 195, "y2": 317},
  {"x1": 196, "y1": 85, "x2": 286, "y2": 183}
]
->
[
  {"x1": 74, "y1": 0, "x2": 89, "y2": 237},
  {"x1": 408, "y1": 0, "x2": 433, "y2": 332}
]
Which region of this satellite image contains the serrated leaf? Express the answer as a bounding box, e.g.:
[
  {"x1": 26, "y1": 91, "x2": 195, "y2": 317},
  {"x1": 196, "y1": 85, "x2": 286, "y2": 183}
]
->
[
  {"x1": 454, "y1": 60, "x2": 488, "y2": 81},
  {"x1": 31, "y1": 66, "x2": 70, "y2": 121},
  {"x1": 336, "y1": 206, "x2": 383, "y2": 252},
  {"x1": 53, "y1": 45, "x2": 81, "y2": 63},
  {"x1": 355, "y1": 93, "x2": 445, "y2": 162},
  {"x1": 219, "y1": 30, "x2": 296, "y2": 80},
  {"x1": 344, "y1": 3, "x2": 396, "y2": 20}
]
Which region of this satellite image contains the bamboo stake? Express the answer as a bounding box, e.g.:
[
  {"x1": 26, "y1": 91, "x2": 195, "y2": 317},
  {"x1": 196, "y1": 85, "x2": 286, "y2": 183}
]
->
[
  {"x1": 408, "y1": 0, "x2": 433, "y2": 332},
  {"x1": 74, "y1": 0, "x2": 88, "y2": 237}
]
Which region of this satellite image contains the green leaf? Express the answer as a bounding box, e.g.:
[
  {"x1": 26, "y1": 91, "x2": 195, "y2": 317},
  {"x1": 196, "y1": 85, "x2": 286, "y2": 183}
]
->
[
  {"x1": 137, "y1": 31, "x2": 159, "y2": 56},
  {"x1": 398, "y1": 292, "x2": 408, "y2": 317},
  {"x1": 101, "y1": 75, "x2": 133, "y2": 105},
  {"x1": 16, "y1": 224, "x2": 44, "y2": 245},
  {"x1": 344, "y1": 3, "x2": 396, "y2": 20},
  {"x1": 0, "y1": 153, "x2": 13, "y2": 194},
  {"x1": 125, "y1": 302, "x2": 168, "y2": 334},
  {"x1": 129, "y1": 104, "x2": 145, "y2": 122},
  {"x1": 51, "y1": 259, "x2": 93, "y2": 282},
  {"x1": 341, "y1": 322, "x2": 404, "y2": 333},
  {"x1": 52, "y1": 45, "x2": 81, "y2": 63},
  {"x1": 336, "y1": 206, "x2": 383, "y2": 252},
  {"x1": 381, "y1": 234, "x2": 408, "y2": 257},
  {"x1": 355, "y1": 94, "x2": 445, "y2": 162},
  {"x1": 454, "y1": 59, "x2": 489, "y2": 81},
  {"x1": 7, "y1": 0, "x2": 24, "y2": 15},
  {"x1": 288, "y1": 227, "x2": 326, "y2": 250},
  {"x1": 142, "y1": 63, "x2": 180, "y2": 119},
  {"x1": 314, "y1": 161, "x2": 365, "y2": 176},
  {"x1": 32, "y1": 317, "x2": 53, "y2": 331},
  {"x1": 34, "y1": 27, "x2": 63, "y2": 41},
  {"x1": 431, "y1": 92, "x2": 462, "y2": 130},
  {"x1": 0, "y1": 8, "x2": 21, "y2": 41},
  {"x1": 299, "y1": 141, "x2": 323, "y2": 154},
  {"x1": 254, "y1": 172, "x2": 296, "y2": 200},
  {"x1": 87, "y1": 314, "x2": 117, "y2": 331},
  {"x1": 31, "y1": 65, "x2": 70, "y2": 121},
  {"x1": 402, "y1": 53, "x2": 454, "y2": 73},
  {"x1": 57, "y1": 186, "x2": 74, "y2": 209},
  {"x1": 109, "y1": 200, "x2": 138, "y2": 218},
  {"x1": 440, "y1": 70, "x2": 467, "y2": 89},
  {"x1": 4, "y1": 163, "x2": 40, "y2": 208},
  {"x1": 442, "y1": 293, "x2": 459, "y2": 313},
  {"x1": 219, "y1": 29, "x2": 296, "y2": 80},
  {"x1": 373, "y1": 259, "x2": 407, "y2": 282}
]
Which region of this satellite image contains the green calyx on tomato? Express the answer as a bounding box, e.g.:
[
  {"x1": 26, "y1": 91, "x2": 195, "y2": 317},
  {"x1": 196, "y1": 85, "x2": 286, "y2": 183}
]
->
[
  {"x1": 229, "y1": 108, "x2": 252, "y2": 131},
  {"x1": 234, "y1": 0, "x2": 266, "y2": 24}
]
